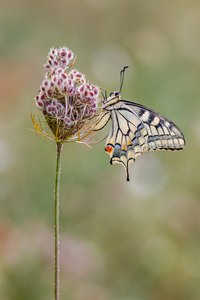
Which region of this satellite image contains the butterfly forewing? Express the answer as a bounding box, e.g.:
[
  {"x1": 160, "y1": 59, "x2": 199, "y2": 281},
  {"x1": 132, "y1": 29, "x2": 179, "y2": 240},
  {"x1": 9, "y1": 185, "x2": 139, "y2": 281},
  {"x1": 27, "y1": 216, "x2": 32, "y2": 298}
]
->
[
  {"x1": 121, "y1": 100, "x2": 185, "y2": 150},
  {"x1": 93, "y1": 111, "x2": 110, "y2": 131}
]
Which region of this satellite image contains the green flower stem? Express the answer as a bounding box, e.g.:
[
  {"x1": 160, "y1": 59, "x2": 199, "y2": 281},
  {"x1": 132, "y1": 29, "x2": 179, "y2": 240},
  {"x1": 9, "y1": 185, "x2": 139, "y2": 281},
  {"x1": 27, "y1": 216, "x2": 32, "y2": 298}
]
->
[{"x1": 54, "y1": 142, "x2": 63, "y2": 300}]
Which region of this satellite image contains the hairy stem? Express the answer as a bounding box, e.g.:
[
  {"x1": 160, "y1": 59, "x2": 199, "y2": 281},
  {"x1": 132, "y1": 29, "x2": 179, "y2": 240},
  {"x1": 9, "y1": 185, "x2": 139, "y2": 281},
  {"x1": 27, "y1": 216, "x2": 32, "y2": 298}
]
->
[{"x1": 54, "y1": 142, "x2": 63, "y2": 300}]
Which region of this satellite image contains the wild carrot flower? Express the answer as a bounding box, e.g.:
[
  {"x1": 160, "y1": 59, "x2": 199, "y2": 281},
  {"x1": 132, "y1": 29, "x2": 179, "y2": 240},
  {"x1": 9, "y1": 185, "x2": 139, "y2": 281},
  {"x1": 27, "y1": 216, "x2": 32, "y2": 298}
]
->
[
  {"x1": 32, "y1": 47, "x2": 100, "y2": 143},
  {"x1": 32, "y1": 47, "x2": 100, "y2": 300}
]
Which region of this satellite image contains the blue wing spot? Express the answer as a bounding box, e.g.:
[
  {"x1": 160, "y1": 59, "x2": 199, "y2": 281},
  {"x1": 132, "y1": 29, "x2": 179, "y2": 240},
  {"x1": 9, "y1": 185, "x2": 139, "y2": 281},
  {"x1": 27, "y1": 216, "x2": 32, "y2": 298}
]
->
[{"x1": 138, "y1": 123, "x2": 145, "y2": 131}]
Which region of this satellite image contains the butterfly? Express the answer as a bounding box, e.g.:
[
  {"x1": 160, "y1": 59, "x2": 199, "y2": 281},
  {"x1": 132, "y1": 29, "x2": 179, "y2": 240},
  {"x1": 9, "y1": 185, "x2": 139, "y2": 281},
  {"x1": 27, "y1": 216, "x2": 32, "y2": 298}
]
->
[{"x1": 93, "y1": 66, "x2": 186, "y2": 181}]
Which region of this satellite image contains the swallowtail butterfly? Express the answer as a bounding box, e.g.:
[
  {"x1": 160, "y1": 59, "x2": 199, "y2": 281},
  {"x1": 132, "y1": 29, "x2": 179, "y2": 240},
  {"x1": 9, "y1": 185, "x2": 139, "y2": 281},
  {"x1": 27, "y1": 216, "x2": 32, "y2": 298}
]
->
[{"x1": 94, "y1": 67, "x2": 186, "y2": 181}]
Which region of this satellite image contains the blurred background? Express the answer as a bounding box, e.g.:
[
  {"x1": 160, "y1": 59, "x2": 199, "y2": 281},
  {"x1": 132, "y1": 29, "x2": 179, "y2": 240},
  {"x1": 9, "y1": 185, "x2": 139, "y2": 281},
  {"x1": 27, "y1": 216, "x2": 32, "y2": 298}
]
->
[{"x1": 0, "y1": 0, "x2": 200, "y2": 299}]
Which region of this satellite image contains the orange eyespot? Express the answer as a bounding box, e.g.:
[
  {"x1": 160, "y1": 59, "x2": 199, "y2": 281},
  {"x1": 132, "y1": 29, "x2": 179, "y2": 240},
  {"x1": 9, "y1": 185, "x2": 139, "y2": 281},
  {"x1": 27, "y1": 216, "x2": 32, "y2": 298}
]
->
[{"x1": 105, "y1": 145, "x2": 113, "y2": 153}]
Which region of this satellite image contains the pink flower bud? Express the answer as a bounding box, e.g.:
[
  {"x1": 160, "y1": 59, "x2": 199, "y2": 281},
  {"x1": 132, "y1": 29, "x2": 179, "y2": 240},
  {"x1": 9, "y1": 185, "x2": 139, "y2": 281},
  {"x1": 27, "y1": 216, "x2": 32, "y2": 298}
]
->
[{"x1": 34, "y1": 46, "x2": 100, "y2": 142}]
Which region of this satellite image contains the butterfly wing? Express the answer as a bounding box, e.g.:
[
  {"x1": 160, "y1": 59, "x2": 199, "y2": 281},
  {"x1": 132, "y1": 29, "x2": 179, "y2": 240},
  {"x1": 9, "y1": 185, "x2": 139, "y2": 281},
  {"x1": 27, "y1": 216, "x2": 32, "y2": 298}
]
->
[
  {"x1": 104, "y1": 100, "x2": 185, "y2": 181},
  {"x1": 93, "y1": 111, "x2": 111, "y2": 131}
]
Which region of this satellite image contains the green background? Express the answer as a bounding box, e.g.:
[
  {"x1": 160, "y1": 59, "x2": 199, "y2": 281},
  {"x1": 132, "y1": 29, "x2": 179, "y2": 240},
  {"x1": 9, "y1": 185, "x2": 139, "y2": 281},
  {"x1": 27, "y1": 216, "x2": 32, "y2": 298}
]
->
[{"x1": 0, "y1": 0, "x2": 199, "y2": 299}]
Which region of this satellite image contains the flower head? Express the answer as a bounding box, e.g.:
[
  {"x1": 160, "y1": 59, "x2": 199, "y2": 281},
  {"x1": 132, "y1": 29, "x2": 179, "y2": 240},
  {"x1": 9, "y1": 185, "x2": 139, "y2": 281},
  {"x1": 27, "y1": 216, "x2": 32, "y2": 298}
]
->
[{"x1": 33, "y1": 47, "x2": 100, "y2": 143}]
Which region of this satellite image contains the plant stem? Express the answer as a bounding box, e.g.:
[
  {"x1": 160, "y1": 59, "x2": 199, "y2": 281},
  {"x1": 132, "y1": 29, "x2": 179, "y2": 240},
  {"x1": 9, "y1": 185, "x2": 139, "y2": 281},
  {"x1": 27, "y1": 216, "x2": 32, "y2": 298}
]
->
[{"x1": 54, "y1": 142, "x2": 63, "y2": 300}]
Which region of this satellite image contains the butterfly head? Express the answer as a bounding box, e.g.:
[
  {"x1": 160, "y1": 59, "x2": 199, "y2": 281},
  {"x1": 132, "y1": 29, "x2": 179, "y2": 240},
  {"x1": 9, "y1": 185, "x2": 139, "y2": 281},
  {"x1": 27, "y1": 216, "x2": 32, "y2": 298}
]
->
[
  {"x1": 109, "y1": 91, "x2": 121, "y2": 98},
  {"x1": 102, "y1": 91, "x2": 122, "y2": 108}
]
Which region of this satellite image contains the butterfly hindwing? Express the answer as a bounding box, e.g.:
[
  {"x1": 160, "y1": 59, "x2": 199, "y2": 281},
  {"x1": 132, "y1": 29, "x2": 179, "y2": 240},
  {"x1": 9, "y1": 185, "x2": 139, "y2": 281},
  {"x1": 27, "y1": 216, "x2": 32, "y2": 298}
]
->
[{"x1": 104, "y1": 100, "x2": 185, "y2": 181}]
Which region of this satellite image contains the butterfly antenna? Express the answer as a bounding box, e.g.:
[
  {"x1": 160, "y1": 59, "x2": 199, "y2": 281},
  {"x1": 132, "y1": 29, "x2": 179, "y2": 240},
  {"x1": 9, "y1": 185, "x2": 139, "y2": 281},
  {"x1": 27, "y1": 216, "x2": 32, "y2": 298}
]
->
[{"x1": 119, "y1": 66, "x2": 129, "y2": 93}]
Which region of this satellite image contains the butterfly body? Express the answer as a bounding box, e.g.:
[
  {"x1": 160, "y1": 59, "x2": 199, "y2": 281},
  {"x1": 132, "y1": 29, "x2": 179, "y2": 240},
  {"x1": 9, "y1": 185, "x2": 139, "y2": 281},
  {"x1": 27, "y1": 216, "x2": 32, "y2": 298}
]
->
[{"x1": 94, "y1": 90, "x2": 185, "y2": 181}]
